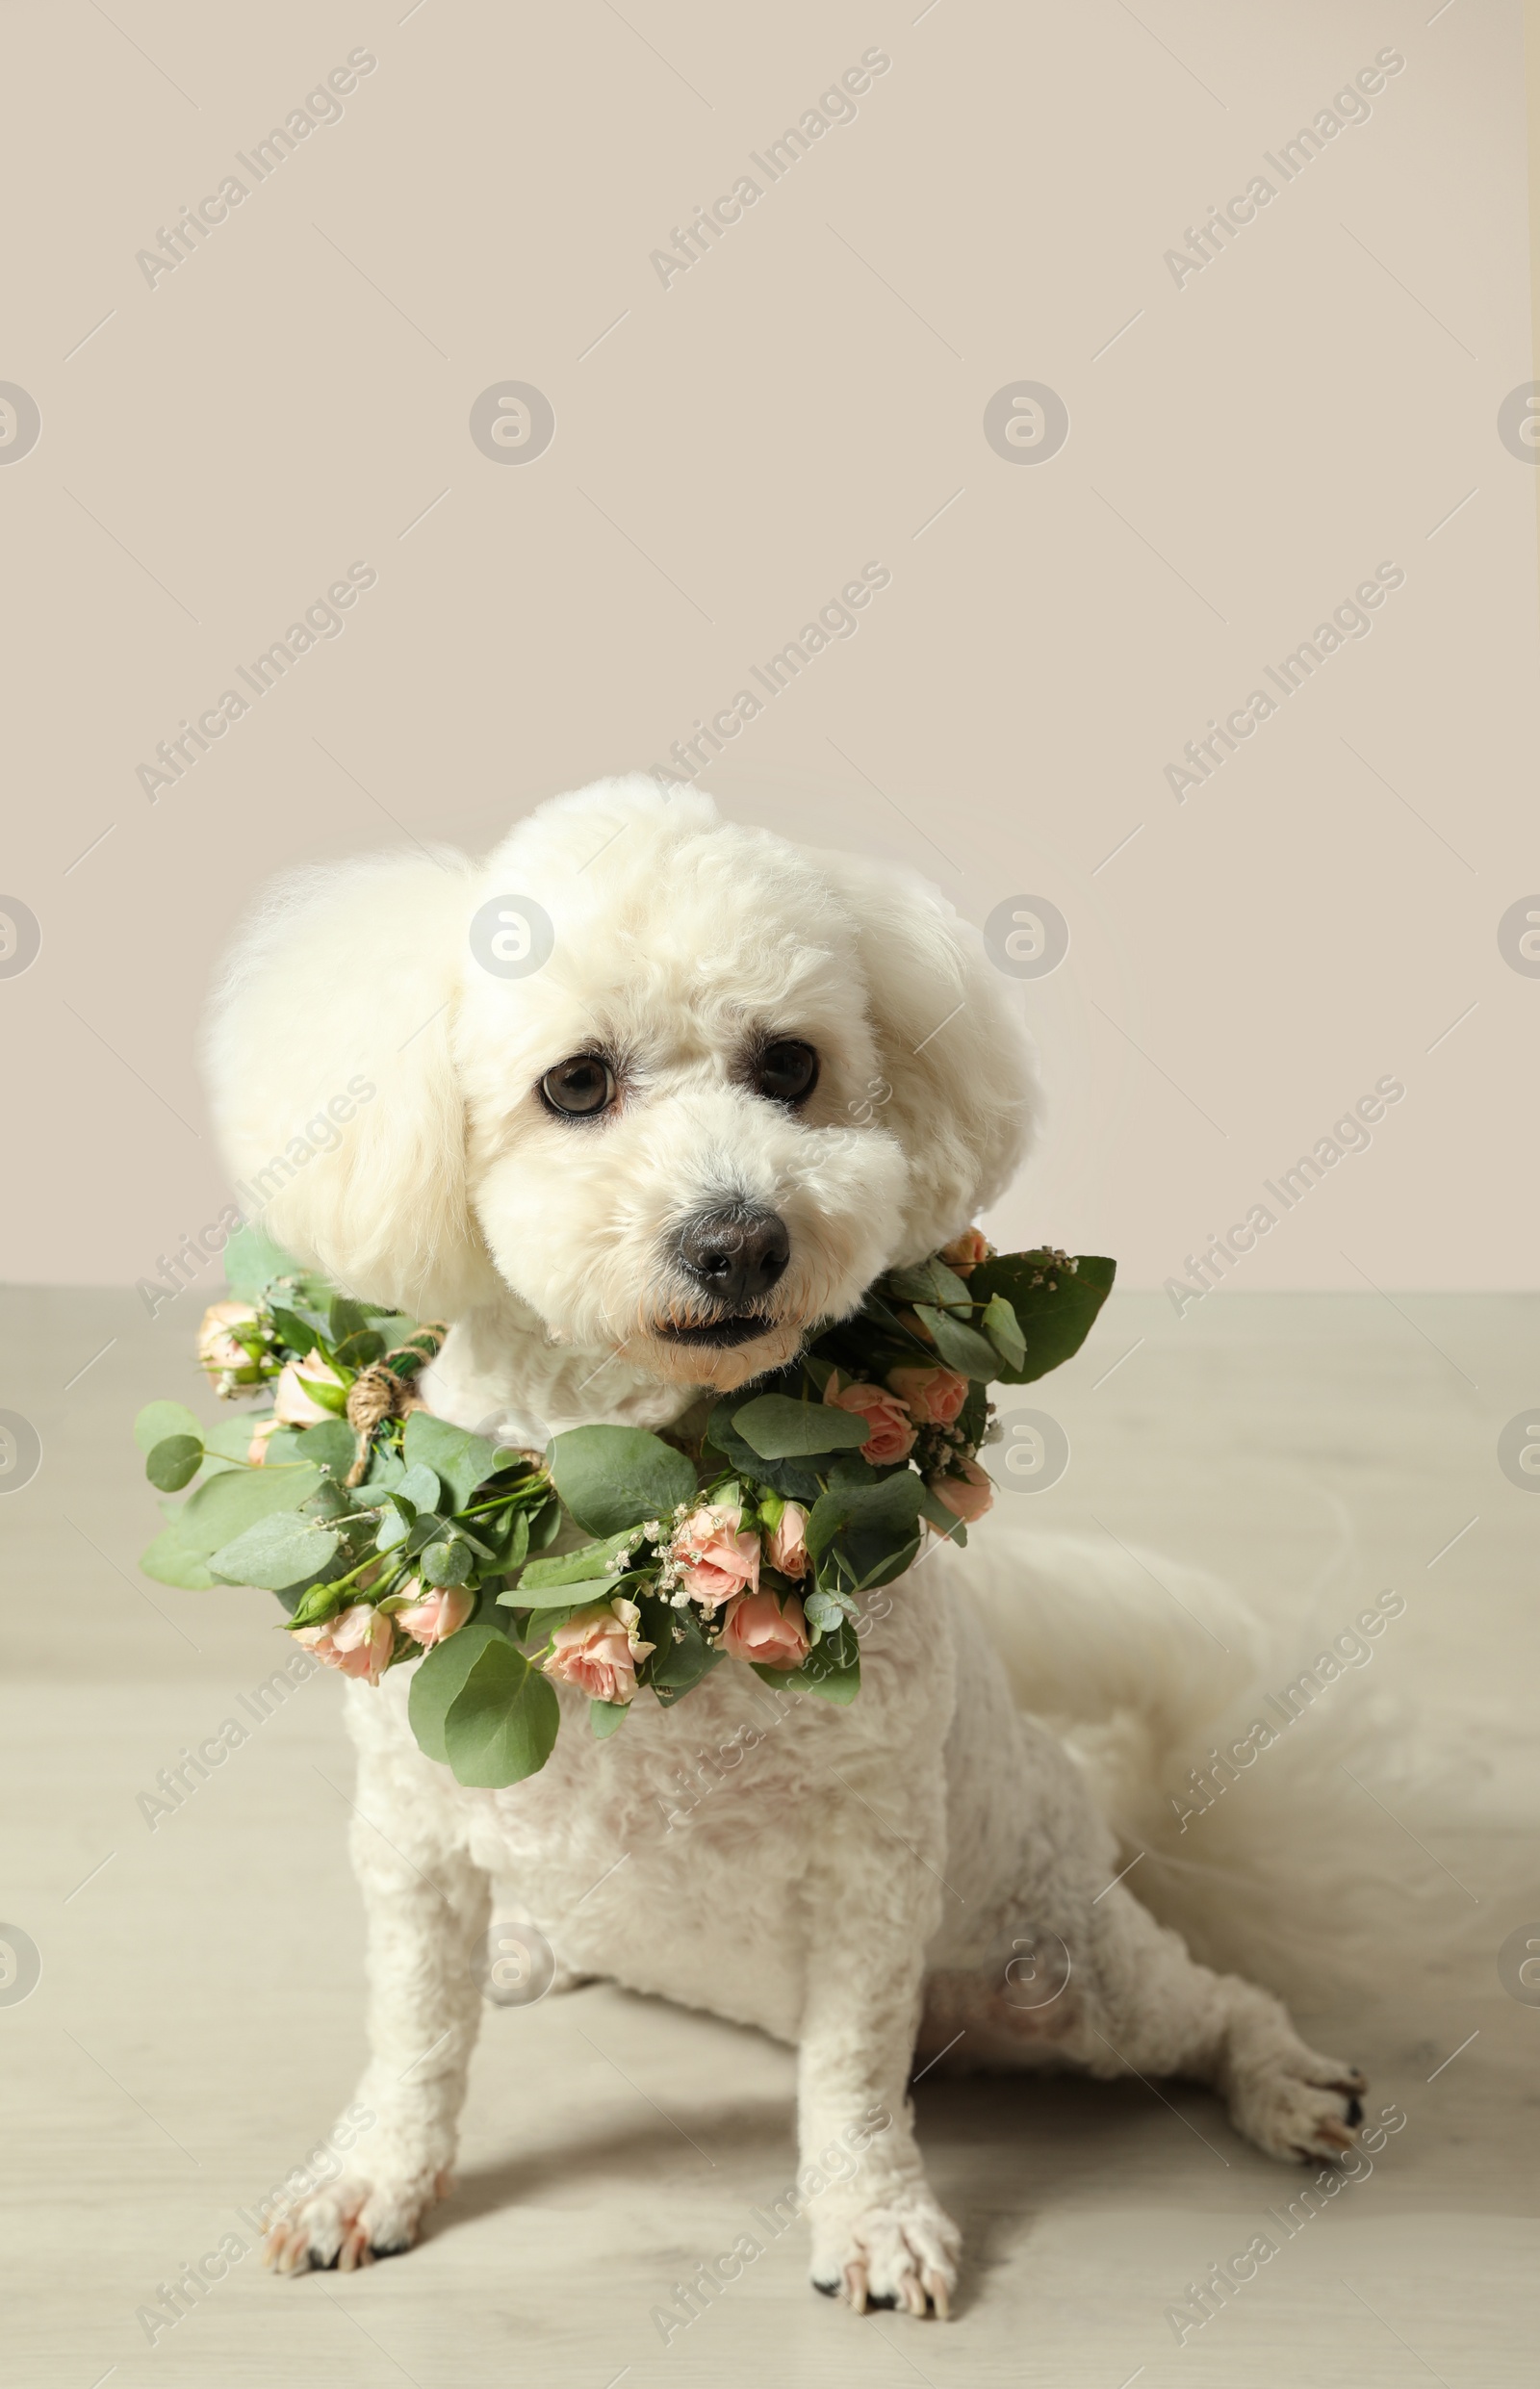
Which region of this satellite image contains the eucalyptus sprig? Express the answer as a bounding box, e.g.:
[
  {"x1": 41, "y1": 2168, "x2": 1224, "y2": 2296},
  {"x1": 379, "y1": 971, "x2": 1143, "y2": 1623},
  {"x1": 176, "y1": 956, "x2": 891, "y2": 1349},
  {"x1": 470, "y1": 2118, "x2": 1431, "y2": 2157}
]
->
[{"x1": 134, "y1": 1223, "x2": 1115, "y2": 1791}]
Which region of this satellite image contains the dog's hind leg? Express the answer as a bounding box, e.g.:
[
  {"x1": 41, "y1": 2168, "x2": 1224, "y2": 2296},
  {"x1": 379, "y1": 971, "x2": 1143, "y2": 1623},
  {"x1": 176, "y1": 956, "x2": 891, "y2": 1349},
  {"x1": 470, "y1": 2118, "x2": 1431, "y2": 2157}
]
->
[
  {"x1": 1073, "y1": 1883, "x2": 1367, "y2": 2164},
  {"x1": 264, "y1": 1744, "x2": 491, "y2": 2273}
]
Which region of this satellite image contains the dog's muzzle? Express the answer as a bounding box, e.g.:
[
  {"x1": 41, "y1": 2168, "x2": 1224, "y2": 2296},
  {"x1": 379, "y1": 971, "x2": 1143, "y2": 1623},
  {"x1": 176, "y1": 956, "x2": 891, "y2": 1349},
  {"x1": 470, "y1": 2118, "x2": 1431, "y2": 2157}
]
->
[{"x1": 654, "y1": 1204, "x2": 790, "y2": 1349}]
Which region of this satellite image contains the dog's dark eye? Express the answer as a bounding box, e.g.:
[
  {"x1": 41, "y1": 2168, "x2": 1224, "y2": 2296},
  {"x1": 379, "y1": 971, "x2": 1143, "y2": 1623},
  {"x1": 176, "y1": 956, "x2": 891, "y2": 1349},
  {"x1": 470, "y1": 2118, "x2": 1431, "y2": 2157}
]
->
[
  {"x1": 540, "y1": 1055, "x2": 616, "y2": 1118},
  {"x1": 755, "y1": 1039, "x2": 818, "y2": 1105}
]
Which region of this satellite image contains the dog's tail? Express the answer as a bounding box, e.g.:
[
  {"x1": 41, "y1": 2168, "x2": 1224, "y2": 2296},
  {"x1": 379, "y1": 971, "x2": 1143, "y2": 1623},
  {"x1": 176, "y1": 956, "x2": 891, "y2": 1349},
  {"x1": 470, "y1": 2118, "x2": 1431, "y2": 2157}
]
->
[{"x1": 959, "y1": 1518, "x2": 1462, "y2": 2003}]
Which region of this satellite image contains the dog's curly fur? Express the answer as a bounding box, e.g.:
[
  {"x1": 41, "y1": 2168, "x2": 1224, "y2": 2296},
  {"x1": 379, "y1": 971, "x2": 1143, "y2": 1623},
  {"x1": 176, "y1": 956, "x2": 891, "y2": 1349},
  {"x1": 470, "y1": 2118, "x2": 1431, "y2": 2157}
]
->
[{"x1": 207, "y1": 777, "x2": 1365, "y2": 2315}]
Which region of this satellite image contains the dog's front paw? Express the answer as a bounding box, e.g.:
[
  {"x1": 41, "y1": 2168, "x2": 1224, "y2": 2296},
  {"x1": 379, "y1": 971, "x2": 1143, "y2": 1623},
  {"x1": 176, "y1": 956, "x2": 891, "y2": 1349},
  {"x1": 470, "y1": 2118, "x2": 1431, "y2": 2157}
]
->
[
  {"x1": 264, "y1": 2168, "x2": 449, "y2": 2273},
  {"x1": 809, "y1": 2184, "x2": 961, "y2": 2318},
  {"x1": 1228, "y1": 2042, "x2": 1367, "y2": 2166}
]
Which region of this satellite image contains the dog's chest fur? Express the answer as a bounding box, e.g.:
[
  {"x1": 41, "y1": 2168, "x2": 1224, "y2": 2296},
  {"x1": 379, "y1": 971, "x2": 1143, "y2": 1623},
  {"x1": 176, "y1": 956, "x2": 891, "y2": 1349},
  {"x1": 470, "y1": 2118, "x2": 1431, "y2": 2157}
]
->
[{"x1": 344, "y1": 1576, "x2": 1000, "y2": 2043}]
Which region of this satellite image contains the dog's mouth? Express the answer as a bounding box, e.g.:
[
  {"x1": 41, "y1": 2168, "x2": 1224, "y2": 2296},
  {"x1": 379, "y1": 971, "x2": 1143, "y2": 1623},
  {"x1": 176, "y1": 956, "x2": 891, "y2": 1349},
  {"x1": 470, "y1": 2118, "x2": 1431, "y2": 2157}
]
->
[{"x1": 654, "y1": 1314, "x2": 777, "y2": 1349}]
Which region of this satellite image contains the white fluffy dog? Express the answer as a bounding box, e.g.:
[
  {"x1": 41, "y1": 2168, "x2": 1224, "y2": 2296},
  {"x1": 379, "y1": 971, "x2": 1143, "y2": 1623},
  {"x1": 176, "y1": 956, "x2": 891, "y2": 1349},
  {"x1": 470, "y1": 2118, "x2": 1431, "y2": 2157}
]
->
[{"x1": 207, "y1": 776, "x2": 1366, "y2": 2316}]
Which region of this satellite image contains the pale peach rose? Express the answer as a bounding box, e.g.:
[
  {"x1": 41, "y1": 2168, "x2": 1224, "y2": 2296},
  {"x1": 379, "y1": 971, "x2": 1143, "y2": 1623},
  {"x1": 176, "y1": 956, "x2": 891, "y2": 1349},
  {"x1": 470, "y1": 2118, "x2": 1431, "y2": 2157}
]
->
[
  {"x1": 246, "y1": 1417, "x2": 280, "y2": 1466},
  {"x1": 886, "y1": 1364, "x2": 969, "y2": 1426},
  {"x1": 764, "y1": 1501, "x2": 809, "y2": 1579},
  {"x1": 273, "y1": 1349, "x2": 346, "y2": 1426},
  {"x1": 674, "y1": 1503, "x2": 761, "y2": 1609},
  {"x1": 197, "y1": 1299, "x2": 261, "y2": 1383},
  {"x1": 928, "y1": 1457, "x2": 995, "y2": 1523},
  {"x1": 717, "y1": 1589, "x2": 810, "y2": 1669},
  {"x1": 395, "y1": 1582, "x2": 475, "y2": 1646},
  {"x1": 542, "y1": 1597, "x2": 654, "y2": 1704},
  {"x1": 940, "y1": 1227, "x2": 989, "y2": 1276},
  {"x1": 295, "y1": 1603, "x2": 394, "y2": 1683},
  {"x1": 824, "y1": 1373, "x2": 916, "y2": 1465}
]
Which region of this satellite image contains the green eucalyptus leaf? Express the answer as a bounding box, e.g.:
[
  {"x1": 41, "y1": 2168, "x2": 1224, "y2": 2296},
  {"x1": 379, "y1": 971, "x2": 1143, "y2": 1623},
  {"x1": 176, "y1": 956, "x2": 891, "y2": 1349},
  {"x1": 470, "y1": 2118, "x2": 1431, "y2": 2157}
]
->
[
  {"x1": 442, "y1": 1637, "x2": 561, "y2": 1788},
  {"x1": 884, "y1": 1256, "x2": 973, "y2": 1312},
  {"x1": 963, "y1": 1252, "x2": 1116, "y2": 1385},
  {"x1": 702, "y1": 1403, "x2": 823, "y2": 1502},
  {"x1": 420, "y1": 1537, "x2": 473, "y2": 1588},
  {"x1": 521, "y1": 1532, "x2": 642, "y2": 1590},
  {"x1": 295, "y1": 1416, "x2": 358, "y2": 1478},
  {"x1": 162, "y1": 1462, "x2": 323, "y2": 1561},
  {"x1": 911, "y1": 1303, "x2": 1001, "y2": 1380},
  {"x1": 375, "y1": 1505, "x2": 410, "y2": 1553},
  {"x1": 145, "y1": 1433, "x2": 203, "y2": 1492},
  {"x1": 268, "y1": 1304, "x2": 320, "y2": 1357},
  {"x1": 648, "y1": 1609, "x2": 724, "y2": 1703},
  {"x1": 222, "y1": 1222, "x2": 303, "y2": 1297},
  {"x1": 730, "y1": 1393, "x2": 870, "y2": 1460},
  {"x1": 807, "y1": 1468, "x2": 925, "y2": 1558},
  {"x1": 499, "y1": 1574, "x2": 619, "y2": 1611},
  {"x1": 134, "y1": 1400, "x2": 202, "y2": 1454},
  {"x1": 549, "y1": 1425, "x2": 697, "y2": 1538},
  {"x1": 406, "y1": 1621, "x2": 505, "y2": 1761},
  {"x1": 208, "y1": 1510, "x2": 341, "y2": 1591},
  {"x1": 590, "y1": 1698, "x2": 629, "y2": 1738},
  {"x1": 138, "y1": 1528, "x2": 218, "y2": 1590},
  {"x1": 402, "y1": 1412, "x2": 501, "y2": 1513},
  {"x1": 397, "y1": 1463, "x2": 441, "y2": 1514},
  {"x1": 982, "y1": 1292, "x2": 1026, "y2": 1370}
]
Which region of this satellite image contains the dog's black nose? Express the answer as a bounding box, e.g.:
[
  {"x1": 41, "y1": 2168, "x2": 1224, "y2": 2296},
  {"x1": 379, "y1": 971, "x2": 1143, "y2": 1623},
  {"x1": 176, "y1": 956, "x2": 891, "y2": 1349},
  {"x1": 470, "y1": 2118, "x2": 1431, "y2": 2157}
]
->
[{"x1": 678, "y1": 1207, "x2": 789, "y2": 1309}]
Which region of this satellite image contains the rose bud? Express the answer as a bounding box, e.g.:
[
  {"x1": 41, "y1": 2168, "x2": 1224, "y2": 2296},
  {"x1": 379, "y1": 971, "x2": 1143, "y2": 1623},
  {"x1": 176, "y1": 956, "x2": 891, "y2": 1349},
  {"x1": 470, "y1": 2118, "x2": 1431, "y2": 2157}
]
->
[
  {"x1": 886, "y1": 1364, "x2": 968, "y2": 1426},
  {"x1": 542, "y1": 1598, "x2": 654, "y2": 1704},
  {"x1": 716, "y1": 1590, "x2": 810, "y2": 1670},
  {"x1": 395, "y1": 1582, "x2": 475, "y2": 1646},
  {"x1": 294, "y1": 1604, "x2": 395, "y2": 1684},
  {"x1": 197, "y1": 1300, "x2": 263, "y2": 1386},
  {"x1": 764, "y1": 1501, "x2": 809, "y2": 1579},
  {"x1": 272, "y1": 1349, "x2": 346, "y2": 1427},
  {"x1": 927, "y1": 1457, "x2": 994, "y2": 1523},
  {"x1": 824, "y1": 1374, "x2": 916, "y2": 1465}
]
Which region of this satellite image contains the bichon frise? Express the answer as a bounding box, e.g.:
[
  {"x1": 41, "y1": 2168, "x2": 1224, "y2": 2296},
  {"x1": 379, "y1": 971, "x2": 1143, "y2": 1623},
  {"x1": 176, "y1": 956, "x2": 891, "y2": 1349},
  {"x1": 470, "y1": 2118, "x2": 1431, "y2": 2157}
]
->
[{"x1": 206, "y1": 775, "x2": 1364, "y2": 2315}]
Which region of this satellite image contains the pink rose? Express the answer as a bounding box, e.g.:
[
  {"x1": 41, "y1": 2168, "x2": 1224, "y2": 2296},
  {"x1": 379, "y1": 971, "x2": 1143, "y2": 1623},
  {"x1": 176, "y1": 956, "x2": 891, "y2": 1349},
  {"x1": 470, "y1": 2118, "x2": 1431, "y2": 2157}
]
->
[
  {"x1": 886, "y1": 1364, "x2": 969, "y2": 1426},
  {"x1": 395, "y1": 1582, "x2": 475, "y2": 1646},
  {"x1": 825, "y1": 1372, "x2": 916, "y2": 1465},
  {"x1": 246, "y1": 1417, "x2": 280, "y2": 1466},
  {"x1": 764, "y1": 1501, "x2": 809, "y2": 1579},
  {"x1": 543, "y1": 1598, "x2": 654, "y2": 1705},
  {"x1": 940, "y1": 1228, "x2": 989, "y2": 1276},
  {"x1": 197, "y1": 1299, "x2": 261, "y2": 1384},
  {"x1": 295, "y1": 1603, "x2": 395, "y2": 1684},
  {"x1": 674, "y1": 1503, "x2": 760, "y2": 1609},
  {"x1": 928, "y1": 1457, "x2": 994, "y2": 1523},
  {"x1": 717, "y1": 1590, "x2": 810, "y2": 1670},
  {"x1": 273, "y1": 1349, "x2": 346, "y2": 1426}
]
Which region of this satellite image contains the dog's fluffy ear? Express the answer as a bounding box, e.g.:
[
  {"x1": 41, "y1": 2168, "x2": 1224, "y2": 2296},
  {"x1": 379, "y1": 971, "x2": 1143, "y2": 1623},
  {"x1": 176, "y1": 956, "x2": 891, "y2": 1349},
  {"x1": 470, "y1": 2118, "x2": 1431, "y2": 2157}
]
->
[
  {"x1": 204, "y1": 849, "x2": 498, "y2": 1319},
  {"x1": 814, "y1": 849, "x2": 1037, "y2": 1259}
]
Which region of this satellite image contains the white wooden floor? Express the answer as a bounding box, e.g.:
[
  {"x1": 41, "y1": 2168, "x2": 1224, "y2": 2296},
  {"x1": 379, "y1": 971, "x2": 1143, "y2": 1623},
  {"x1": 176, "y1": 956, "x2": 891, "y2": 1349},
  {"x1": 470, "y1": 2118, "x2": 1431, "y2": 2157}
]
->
[{"x1": 4, "y1": 1287, "x2": 1536, "y2": 2387}]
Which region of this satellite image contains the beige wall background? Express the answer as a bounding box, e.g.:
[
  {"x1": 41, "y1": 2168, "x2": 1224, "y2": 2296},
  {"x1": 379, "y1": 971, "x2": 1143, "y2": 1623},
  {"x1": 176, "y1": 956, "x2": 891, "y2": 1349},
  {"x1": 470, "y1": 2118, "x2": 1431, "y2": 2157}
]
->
[{"x1": 2, "y1": 0, "x2": 1535, "y2": 1294}]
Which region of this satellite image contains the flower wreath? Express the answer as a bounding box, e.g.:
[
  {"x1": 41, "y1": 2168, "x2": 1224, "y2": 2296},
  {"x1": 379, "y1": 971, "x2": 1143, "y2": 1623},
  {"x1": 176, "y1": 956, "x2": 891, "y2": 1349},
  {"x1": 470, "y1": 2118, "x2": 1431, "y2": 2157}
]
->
[{"x1": 134, "y1": 1229, "x2": 1114, "y2": 1788}]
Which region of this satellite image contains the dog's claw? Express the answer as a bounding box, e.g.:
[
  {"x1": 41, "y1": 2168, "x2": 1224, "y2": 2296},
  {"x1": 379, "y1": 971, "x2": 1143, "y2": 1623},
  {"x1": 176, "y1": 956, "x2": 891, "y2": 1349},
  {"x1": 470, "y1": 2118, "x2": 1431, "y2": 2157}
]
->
[
  {"x1": 922, "y1": 2268, "x2": 952, "y2": 2319},
  {"x1": 845, "y1": 2259, "x2": 869, "y2": 2316}
]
